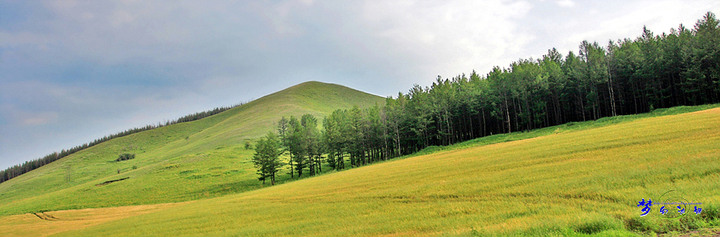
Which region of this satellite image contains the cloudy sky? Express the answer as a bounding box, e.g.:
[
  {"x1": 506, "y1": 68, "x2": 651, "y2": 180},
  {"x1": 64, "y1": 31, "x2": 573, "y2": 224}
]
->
[{"x1": 1, "y1": 0, "x2": 718, "y2": 170}]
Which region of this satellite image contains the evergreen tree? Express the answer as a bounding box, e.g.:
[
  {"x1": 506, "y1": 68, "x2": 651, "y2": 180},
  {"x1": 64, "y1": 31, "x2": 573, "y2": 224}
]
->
[
  {"x1": 252, "y1": 132, "x2": 284, "y2": 185},
  {"x1": 301, "y1": 114, "x2": 321, "y2": 176},
  {"x1": 287, "y1": 116, "x2": 305, "y2": 177}
]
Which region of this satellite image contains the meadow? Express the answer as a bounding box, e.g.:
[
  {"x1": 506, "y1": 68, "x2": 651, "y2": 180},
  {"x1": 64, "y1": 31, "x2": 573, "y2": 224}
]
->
[
  {"x1": 0, "y1": 81, "x2": 384, "y2": 216},
  {"x1": 2, "y1": 105, "x2": 718, "y2": 236}
]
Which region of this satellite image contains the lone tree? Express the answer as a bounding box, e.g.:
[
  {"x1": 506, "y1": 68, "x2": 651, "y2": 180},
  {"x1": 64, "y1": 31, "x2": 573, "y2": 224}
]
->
[{"x1": 252, "y1": 132, "x2": 284, "y2": 185}]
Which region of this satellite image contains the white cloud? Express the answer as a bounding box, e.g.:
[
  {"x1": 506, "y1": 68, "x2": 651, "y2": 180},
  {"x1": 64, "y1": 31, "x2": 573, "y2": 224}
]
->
[
  {"x1": 556, "y1": 0, "x2": 575, "y2": 8},
  {"x1": 360, "y1": 0, "x2": 534, "y2": 81},
  {"x1": 545, "y1": 0, "x2": 720, "y2": 57}
]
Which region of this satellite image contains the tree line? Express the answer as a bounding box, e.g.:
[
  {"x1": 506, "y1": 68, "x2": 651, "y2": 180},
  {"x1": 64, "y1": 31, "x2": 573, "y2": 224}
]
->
[
  {"x1": 0, "y1": 104, "x2": 243, "y2": 183},
  {"x1": 252, "y1": 12, "x2": 720, "y2": 183}
]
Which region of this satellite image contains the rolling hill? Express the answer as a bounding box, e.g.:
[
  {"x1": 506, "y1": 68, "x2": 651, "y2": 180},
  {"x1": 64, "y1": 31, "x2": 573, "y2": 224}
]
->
[
  {"x1": 2, "y1": 81, "x2": 719, "y2": 236},
  {"x1": 1, "y1": 105, "x2": 719, "y2": 236},
  {"x1": 0, "y1": 81, "x2": 385, "y2": 216}
]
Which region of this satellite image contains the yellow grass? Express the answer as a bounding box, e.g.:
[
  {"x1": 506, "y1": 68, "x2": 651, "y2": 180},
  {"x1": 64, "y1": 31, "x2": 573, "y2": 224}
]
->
[
  {"x1": 0, "y1": 202, "x2": 188, "y2": 237},
  {"x1": 4, "y1": 107, "x2": 720, "y2": 236}
]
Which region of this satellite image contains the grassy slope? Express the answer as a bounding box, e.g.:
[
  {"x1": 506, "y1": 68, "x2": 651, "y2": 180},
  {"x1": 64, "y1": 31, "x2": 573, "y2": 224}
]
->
[
  {"x1": 413, "y1": 104, "x2": 720, "y2": 156},
  {"x1": 0, "y1": 81, "x2": 385, "y2": 216},
  {"x1": 4, "y1": 105, "x2": 714, "y2": 236}
]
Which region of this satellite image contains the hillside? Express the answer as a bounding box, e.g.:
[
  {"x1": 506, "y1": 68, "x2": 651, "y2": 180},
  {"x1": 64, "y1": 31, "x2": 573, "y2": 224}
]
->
[
  {"x1": 1, "y1": 106, "x2": 718, "y2": 236},
  {"x1": 0, "y1": 81, "x2": 385, "y2": 216}
]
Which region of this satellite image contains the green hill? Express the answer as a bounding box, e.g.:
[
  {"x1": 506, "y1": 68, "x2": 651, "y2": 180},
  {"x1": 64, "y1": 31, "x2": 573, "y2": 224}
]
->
[
  {"x1": 0, "y1": 81, "x2": 385, "y2": 216},
  {"x1": 2, "y1": 106, "x2": 719, "y2": 236}
]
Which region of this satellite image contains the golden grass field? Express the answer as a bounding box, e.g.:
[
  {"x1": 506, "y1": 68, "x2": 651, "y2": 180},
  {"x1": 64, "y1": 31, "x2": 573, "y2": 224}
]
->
[
  {"x1": 2, "y1": 107, "x2": 718, "y2": 236},
  {"x1": 0, "y1": 202, "x2": 189, "y2": 237}
]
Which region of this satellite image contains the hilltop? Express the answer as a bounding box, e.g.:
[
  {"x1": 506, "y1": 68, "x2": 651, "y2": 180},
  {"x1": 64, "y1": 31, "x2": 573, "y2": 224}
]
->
[{"x1": 0, "y1": 81, "x2": 385, "y2": 215}]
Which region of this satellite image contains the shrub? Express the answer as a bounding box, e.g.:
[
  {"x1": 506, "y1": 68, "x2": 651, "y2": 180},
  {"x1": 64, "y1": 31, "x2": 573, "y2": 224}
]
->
[
  {"x1": 116, "y1": 153, "x2": 135, "y2": 162},
  {"x1": 244, "y1": 140, "x2": 253, "y2": 149}
]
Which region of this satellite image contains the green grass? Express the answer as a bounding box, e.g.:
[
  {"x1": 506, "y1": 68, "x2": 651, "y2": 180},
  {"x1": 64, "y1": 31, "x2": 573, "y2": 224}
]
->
[
  {"x1": 0, "y1": 81, "x2": 384, "y2": 216},
  {"x1": 1, "y1": 104, "x2": 715, "y2": 236},
  {"x1": 2, "y1": 82, "x2": 718, "y2": 236}
]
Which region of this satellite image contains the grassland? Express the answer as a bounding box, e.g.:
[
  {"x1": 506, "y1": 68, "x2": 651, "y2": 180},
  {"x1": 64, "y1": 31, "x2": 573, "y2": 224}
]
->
[
  {"x1": 2, "y1": 105, "x2": 718, "y2": 236},
  {"x1": 0, "y1": 202, "x2": 187, "y2": 237},
  {"x1": 0, "y1": 81, "x2": 384, "y2": 216}
]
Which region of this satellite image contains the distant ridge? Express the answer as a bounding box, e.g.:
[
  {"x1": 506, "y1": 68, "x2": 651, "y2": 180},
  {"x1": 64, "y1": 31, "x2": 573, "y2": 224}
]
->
[{"x1": 0, "y1": 105, "x2": 238, "y2": 184}]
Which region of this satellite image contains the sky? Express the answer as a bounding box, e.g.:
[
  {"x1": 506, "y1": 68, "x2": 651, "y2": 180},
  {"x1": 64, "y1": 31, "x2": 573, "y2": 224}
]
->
[{"x1": 1, "y1": 0, "x2": 719, "y2": 170}]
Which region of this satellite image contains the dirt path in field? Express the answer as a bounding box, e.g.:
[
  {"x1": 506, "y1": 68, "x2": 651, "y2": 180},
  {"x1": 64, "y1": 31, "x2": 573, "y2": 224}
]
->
[
  {"x1": 658, "y1": 228, "x2": 720, "y2": 236},
  {"x1": 32, "y1": 212, "x2": 59, "y2": 221}
]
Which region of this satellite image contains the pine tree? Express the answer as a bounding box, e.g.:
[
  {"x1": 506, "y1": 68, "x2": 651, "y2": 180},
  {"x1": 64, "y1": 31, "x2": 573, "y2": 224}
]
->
[{"x1": 252, "y1": 132, "x2": 284, "y2": 185}]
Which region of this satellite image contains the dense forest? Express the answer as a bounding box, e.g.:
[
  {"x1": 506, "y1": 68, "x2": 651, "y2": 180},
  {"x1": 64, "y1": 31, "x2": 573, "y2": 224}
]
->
[
  {"x1": 0, "y1": 105, "x2": 240, "y2": 183},
  {"x1": 253, "y1": 12, "x2": 720, "y2": 182}
]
